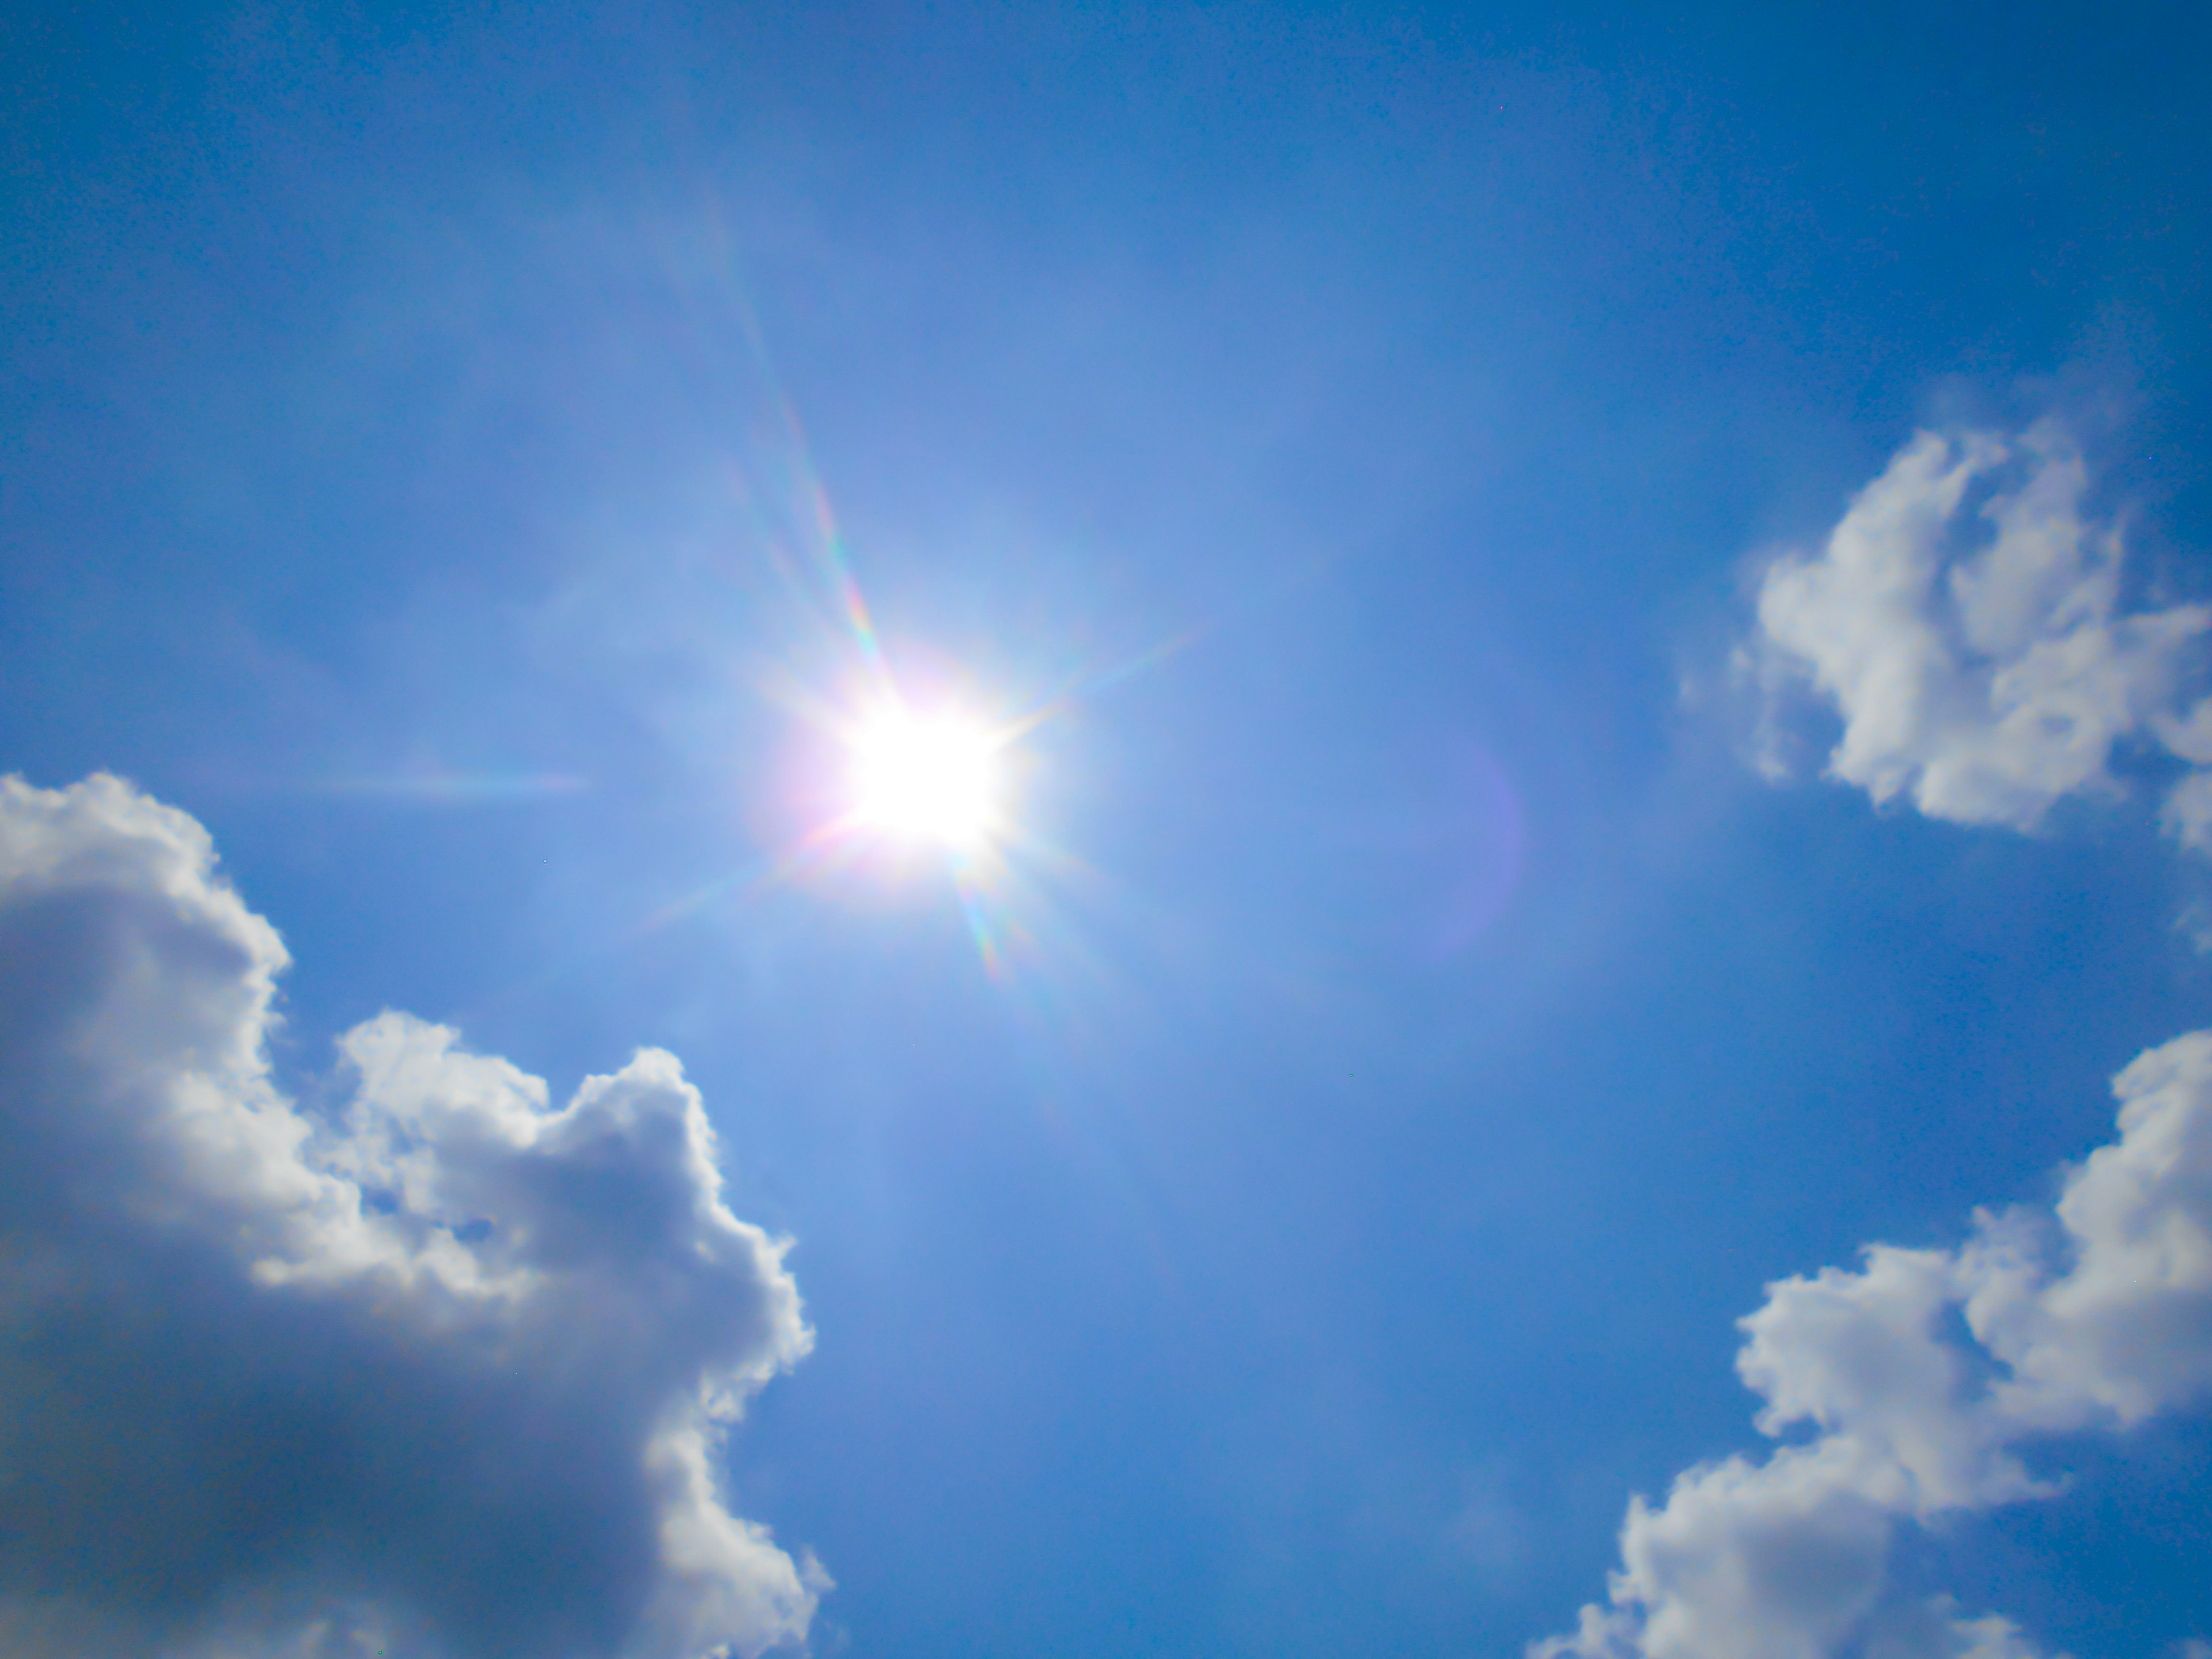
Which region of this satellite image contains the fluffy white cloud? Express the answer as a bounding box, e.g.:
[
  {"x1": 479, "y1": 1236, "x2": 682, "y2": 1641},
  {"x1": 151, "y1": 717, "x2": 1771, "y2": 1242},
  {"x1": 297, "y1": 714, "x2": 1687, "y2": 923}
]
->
[
  {"x1": 0, "y1": 774, "x2": 823, "y2": 1658},
  {"x1": 1746, "y1": 422, "x2": 2212, "y2": 836},
  {"x1": 1547, "y1": 418, "x2": 2212, "y2": 1659},
  {"x1": 1531, "y1": 1026, "x2": 2212, "y2": 1659}
]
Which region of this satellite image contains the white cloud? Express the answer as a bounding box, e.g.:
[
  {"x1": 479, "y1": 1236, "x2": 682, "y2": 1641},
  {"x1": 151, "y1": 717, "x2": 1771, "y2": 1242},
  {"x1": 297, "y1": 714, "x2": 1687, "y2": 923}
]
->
[
  {"x1": 1531, "y1": 1025, "x2": 2212, "y2": 1659},
  {"x1": 0, "y1": 774, "x2": 821, "y2": 1658},
  {"x1": 1745, "y1": 422, "x2": 2212, "y2": 837},
  {"x1": 1540, "y1": 419, "x2": 2212, "y2": 1659}
]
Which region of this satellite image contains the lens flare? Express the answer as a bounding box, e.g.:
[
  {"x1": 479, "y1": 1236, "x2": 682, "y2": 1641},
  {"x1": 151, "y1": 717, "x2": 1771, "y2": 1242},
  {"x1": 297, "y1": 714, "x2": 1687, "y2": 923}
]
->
[{"x1": 847, "y1": 708, "x2": 1003, "y2": 848}]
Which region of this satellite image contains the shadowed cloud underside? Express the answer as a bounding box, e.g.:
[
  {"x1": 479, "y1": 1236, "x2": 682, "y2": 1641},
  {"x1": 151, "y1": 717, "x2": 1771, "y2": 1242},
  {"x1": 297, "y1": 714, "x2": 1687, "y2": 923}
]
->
[{"x1": 0, "y1": 774, "x2": 822, "y2": 1659}]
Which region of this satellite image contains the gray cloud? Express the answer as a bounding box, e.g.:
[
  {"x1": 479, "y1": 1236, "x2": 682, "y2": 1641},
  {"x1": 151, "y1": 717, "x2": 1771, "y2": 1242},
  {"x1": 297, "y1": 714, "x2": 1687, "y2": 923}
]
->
[{"x1": 0, "y1": 774, "x2": 821, "y2": 1658}]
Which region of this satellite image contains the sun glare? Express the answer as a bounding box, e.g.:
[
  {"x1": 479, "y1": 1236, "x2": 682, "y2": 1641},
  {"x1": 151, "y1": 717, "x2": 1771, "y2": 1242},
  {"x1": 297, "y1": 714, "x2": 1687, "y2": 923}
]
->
[{"x1": 848, "y1": 708, "x2": 1003, "y2": 848}]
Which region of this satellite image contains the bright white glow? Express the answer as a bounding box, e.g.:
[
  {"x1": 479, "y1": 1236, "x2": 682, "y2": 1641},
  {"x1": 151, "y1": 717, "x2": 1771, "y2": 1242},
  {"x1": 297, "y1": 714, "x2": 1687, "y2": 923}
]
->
[{"x1": 849, "y1": 709, "x2": 1002, "y2": 847}]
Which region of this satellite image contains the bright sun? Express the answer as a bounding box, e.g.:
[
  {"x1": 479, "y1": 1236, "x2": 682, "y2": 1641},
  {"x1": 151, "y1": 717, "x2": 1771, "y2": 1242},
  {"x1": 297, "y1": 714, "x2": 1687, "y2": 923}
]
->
[{"x1": 847, "y1": 708, "x2": 1003, "y2": 848}]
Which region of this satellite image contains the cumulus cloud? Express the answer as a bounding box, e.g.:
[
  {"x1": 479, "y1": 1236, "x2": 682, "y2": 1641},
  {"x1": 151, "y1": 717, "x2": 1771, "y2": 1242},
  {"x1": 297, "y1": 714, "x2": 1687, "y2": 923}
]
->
[
  {"x1": 1744, "y1": 422, "x2": 2212, "y2": 836},
  {"x1": 1541, "y1": 418, "x2": 2212, "y2": 1659},
  {"x1": 0, "y1": 774, "x2": 823, "y2": 1658},
  {"x1": 1531, "y1": 994, "x2": 2212, "y2": 1658}
]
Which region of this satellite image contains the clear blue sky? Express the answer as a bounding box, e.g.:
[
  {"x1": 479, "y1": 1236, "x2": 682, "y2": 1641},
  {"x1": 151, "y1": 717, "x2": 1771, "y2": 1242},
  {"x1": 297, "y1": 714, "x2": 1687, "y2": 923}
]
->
[{"x1": 4, "y1": 6, "x2": 2211, "y2": 1658}]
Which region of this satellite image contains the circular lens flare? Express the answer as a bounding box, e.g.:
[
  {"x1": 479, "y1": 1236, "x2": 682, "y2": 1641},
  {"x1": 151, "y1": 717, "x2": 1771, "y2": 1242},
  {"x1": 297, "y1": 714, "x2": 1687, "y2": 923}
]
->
[{"x1": 849, "y1": 709, "x2": 1003, "y2": 847}]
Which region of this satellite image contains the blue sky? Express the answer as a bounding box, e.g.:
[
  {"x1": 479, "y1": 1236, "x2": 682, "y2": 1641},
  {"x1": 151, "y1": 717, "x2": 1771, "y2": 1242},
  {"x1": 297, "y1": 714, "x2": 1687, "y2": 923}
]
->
[{"x1": 4, "y1": 5, "x2": 2212, "y2": 1658}]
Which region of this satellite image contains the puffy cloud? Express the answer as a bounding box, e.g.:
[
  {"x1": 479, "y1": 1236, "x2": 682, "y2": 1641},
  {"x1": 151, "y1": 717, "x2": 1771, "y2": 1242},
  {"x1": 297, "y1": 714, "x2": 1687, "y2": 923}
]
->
[
  {"x1": 1531, "y1": 1029, "x2": 2212, "y2": 1659},
  {"x1": 1541, "y1": 419, "x2": 2212, "y2": 1659},
  {"x1": 1745, "y1": 422, "x2": 2212, "y2": 836},
  {"x1": 0, "y1": 774, "x2": 822, "y2": 1658},
  {"x1": 1867, "y1": 1602, "x2": 2058, "y2": 1659},
  {"x1": 1983, "y1": 1033, "x2": 2212, "y2": 1425}
]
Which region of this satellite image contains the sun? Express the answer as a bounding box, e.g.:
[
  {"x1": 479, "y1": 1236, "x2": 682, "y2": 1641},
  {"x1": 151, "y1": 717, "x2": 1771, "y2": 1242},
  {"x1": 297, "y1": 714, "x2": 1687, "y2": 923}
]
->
[{"x1": 846, "y1": 706, "x2": 1005, "y2": 849}]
